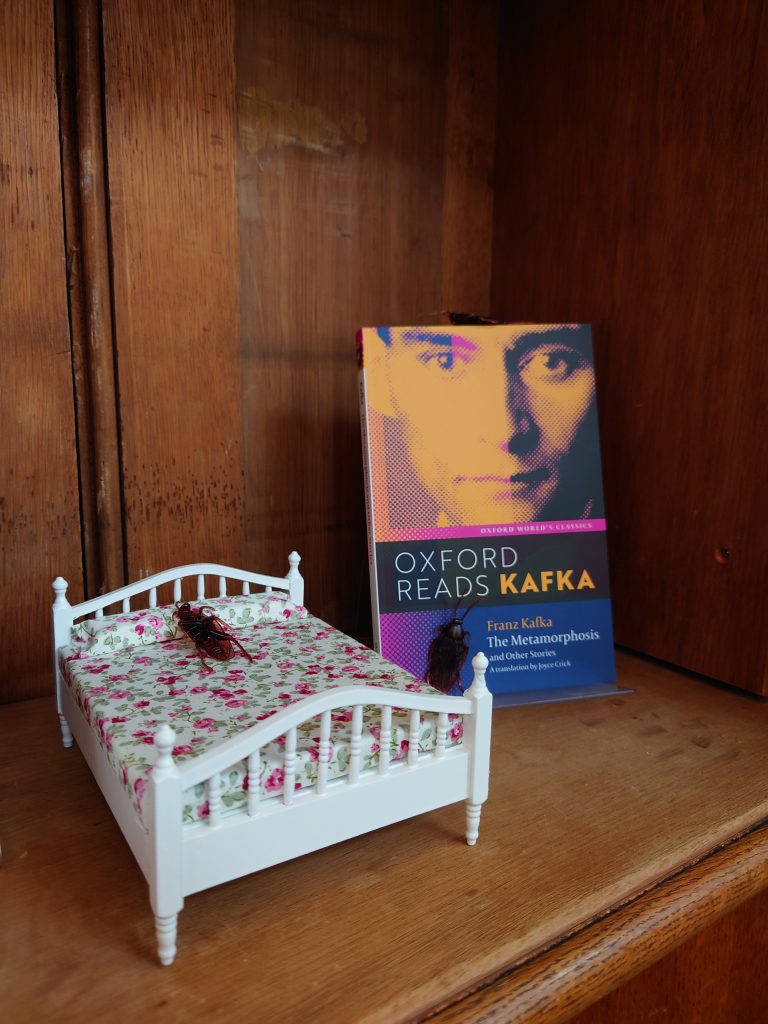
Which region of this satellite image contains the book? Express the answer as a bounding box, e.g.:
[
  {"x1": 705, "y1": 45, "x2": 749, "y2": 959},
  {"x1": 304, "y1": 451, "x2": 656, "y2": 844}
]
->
[{"x1": 357, "y1": 323, "x2": 621, "y2": 706}]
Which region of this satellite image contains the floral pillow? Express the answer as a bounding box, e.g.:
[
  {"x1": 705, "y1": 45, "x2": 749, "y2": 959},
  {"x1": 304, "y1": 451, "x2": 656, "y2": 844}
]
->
[
  {"x1": 70, "y1": 593, "x2": 307, "y2": 657},
  {"x1": 201, "y1": 593, "x2": 307, "y2": 627}
]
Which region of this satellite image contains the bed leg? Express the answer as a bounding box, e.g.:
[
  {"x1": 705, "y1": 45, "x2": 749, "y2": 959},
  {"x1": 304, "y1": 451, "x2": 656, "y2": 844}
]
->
[
  {"x1": 464, "y1": 653, "x2": 491, "y2": 848},
  {"x1": 150, "y1": 725, "x2": 183, "y2": 965},
  {"x1": 155, "y1": 913, "x2": 178, "y2": 966},
  {"x1": 465, "y1": 800, "x2": 482, "y2": 846},
  {"x1": 59, "y1": 714, "x2": 73, "y2": 748}
]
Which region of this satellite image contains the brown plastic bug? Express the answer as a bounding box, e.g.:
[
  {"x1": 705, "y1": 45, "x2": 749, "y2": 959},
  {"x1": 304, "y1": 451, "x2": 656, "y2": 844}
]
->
[
  {"x1": 439, "y1": 311, "x2": 504, "y2": 326},
  {"x1": 173, "y1": 602, "x2": 253, "y2": 667},
  {"x1": 424, "y1": 598, "x2": 478, "y2": 694}
]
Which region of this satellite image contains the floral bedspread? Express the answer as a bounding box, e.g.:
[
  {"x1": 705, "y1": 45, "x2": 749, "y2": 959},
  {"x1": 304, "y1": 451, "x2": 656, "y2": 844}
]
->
[{"x1": 60, "y1": 615, "x2": 463, "y2": 829}]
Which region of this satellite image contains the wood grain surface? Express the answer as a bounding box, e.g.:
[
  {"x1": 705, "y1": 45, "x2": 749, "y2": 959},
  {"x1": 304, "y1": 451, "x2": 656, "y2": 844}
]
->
[
  {"x1": 235, "y1": 0, "x2": 498, "y2": 637},
  {"x1": 569, "y1": 877, "x2": 768, "y2": 1024},
  {"x1": 491, "y1": 1, "x2": 768, "y2": 694},
  {"x1": 0, "y1": 2, "x2": 83, "y2": 702},
  {"x1": 430, "y1": 824, "x2": 768, "y2": 1024},
  {"x1": 56, "y1": 0, "x2": 125, "y2": 598},
  {"x1": 5, "y1": 0, "x2": 499, "y2": 698},
  {"x1": 440, "y1": 0, "x2": 498, "y2": 317},
  {"x1": 4, "y1": 651, "x2": 768, "y2": 1021},
  {"x1": 101, "y1": 0, "x2": 244, "y2": 579}
]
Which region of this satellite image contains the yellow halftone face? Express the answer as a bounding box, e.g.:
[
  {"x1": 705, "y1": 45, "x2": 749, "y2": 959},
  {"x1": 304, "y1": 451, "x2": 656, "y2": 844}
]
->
[{"x1": 366, "y1": 325, "x2": 596, "y2": 527}]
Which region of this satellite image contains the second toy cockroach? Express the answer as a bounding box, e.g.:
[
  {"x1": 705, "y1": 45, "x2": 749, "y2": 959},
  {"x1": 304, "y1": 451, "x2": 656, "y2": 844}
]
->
[{"x1": 424, "y1": 598, "x2": 477, "y2": 694}]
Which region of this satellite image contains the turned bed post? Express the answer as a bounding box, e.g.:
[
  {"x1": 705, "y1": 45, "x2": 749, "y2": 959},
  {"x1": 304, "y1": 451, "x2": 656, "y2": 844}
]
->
[
  {"x1": 287, "y1": 550, "x2": 304, "y2": 605},
  {"x1": 148, "y1": 724, "x2": 184, "y2": 966},
  {"x1": 52, "y1": 577, "x2": 74, "y2": 748},
  {"x1": 464, "y1": 651, "x2": 492, "y2": 845}
]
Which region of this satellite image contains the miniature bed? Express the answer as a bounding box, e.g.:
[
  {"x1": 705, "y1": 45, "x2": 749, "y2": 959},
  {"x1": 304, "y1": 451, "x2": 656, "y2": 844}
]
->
[{"x1": 52, "y1": 553, "x2": 492, "y2": 965}]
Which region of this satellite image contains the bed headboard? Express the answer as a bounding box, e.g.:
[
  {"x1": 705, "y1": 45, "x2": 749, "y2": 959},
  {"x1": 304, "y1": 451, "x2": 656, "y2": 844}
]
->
[{"x1": 51, "y1": 552, "x2": 304, "y2": 659}]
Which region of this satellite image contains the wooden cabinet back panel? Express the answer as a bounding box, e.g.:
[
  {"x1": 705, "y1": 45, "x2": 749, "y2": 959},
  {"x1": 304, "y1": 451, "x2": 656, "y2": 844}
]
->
[
  {"x1": 492, "y1": 0, "x2": 768, "y2": 693},
  {"x1": 0, "y1": 2, "x2": 83, "y2": 702}
]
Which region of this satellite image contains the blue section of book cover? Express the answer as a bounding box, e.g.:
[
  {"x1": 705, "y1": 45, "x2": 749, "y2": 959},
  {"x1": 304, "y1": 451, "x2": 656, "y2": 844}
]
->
[{"x1": 379, "y1": 599, "x2": 615, "y2": 696}]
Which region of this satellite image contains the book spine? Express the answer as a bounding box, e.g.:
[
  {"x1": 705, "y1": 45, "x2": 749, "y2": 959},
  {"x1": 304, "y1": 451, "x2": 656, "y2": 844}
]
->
[{"x1": 357, "y1": 342, "x2": 382, "y2": 653}]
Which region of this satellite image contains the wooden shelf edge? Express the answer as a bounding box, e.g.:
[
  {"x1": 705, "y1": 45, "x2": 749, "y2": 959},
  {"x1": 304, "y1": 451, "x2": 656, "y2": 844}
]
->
[{"x1": 421, "y1": 820, "x2": 768, "y2": 1024}]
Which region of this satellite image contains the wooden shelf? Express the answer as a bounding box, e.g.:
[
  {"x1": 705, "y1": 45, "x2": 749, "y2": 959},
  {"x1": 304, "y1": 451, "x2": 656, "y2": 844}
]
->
[{"x1": 3, "y1": 650, "x2": 768, "y2": 1021}]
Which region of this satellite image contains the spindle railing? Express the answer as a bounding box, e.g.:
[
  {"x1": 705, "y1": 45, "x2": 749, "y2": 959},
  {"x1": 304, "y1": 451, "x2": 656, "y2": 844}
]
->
[
  {"x1": 180, "y1": 685, "x2": 483, "y2": 830},
  {"x1": 52, "y1": 556, "x2": 304, "y2": 651}
]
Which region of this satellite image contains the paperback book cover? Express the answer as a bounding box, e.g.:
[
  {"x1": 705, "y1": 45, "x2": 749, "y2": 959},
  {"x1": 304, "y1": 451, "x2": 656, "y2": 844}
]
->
[{"x1": 357, "y1": 323, "x2": 620, "y2": 705}]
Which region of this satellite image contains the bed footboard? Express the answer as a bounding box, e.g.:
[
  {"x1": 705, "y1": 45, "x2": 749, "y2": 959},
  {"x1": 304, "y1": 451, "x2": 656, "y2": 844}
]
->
[{"x1": 146, "y1": 653, "x2": 491, "y2": 964}]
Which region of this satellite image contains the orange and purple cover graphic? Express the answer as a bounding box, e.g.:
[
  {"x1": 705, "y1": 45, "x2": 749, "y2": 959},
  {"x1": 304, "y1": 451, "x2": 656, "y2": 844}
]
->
[{"x1": 358, "y1": 324, "x2": 620, "y2": 706}]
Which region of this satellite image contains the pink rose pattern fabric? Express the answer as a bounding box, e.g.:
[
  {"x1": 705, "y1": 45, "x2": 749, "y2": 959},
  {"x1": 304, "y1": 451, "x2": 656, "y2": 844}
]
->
[
  {"x1": 60, "y1": 615, "x2": 463, "y2": 829},
  {"x1": 69, "y1": 594, "x2": 308, "y2": 658}
]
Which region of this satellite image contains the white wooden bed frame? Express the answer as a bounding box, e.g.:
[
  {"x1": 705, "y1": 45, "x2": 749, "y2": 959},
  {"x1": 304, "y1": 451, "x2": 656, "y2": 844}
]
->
[{"x1": 52, "y1": 553, "x2": 492, "y2": 965}]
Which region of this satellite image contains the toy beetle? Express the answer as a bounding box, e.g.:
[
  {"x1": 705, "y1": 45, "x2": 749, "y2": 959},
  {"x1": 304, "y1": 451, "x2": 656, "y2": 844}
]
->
[
  {"x1": 173, "y1": 602, "x2": 253, "y2": 667},
  {"x1": 424, "y1": 599, "x2": 477, "y2": 694},
  {"x1": 443, "y1": 311, "x2": 502, "y2": 326}
]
